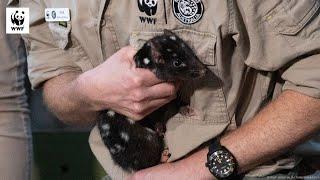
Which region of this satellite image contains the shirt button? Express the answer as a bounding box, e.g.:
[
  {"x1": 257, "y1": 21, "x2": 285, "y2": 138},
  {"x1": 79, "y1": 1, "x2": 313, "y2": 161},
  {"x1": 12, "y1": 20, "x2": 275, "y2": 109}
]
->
[{"x1": 100, "y1": 19, "x2": 106, "y2": 27}]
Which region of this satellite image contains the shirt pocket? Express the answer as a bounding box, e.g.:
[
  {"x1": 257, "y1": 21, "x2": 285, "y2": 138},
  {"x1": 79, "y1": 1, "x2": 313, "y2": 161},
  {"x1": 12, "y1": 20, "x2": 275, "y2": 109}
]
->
[
  {"x1": 129, "y1": 29, "x2": 229, "y2": 125},
  {"x1": 130, "y1": 29, "x2": 216, "y2": 66},
  {"x1": 245, "y1": 0, "x2": 320, "y2": 72},
  {"x1": 264, "y1": 0, "x2": 320, "y2": 40},
  {"x1": 48, "y1": 22, "x2": 72, "y2": 49}
]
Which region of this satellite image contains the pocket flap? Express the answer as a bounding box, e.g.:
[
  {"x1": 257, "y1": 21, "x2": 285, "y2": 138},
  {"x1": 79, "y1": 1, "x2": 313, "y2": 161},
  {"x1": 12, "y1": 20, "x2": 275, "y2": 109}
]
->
[{"x1": 265, "y1": 0, "x2": 320, "y2": 35}]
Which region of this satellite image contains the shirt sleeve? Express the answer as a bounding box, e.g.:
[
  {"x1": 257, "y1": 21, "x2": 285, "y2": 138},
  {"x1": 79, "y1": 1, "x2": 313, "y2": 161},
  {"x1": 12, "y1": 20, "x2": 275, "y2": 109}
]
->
[
  {"x1": 21, "y1": 0, "x2": 84, "y2": 89},
  {"x1": 282, "y1": 54, "x2": 320, "y2": 98},
  {"x1": 237, "y1": 0, "x2": 320, "y2": 98}
]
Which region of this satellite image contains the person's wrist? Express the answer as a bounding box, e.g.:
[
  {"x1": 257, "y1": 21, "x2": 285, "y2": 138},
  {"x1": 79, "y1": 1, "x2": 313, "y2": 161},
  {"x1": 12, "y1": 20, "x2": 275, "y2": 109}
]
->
[
  {"x1": 181, "y1": 148, "x2": 214, "y2": 180},
  {"x1": 75, "y1": 71, "x2": 105, "y2": 112}
]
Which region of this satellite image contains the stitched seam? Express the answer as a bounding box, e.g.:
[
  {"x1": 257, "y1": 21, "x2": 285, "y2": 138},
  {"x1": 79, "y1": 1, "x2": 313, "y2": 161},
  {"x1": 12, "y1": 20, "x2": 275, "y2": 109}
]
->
[
  {"x1": 227, "y1": 0, "x2": 235, "y2": 34},
  {"x1": 106, "y1": 0, "x2": 120, "y2": 51},
  {"x1": 263, "y1": 0, "x2": 320, "y2": 35}
]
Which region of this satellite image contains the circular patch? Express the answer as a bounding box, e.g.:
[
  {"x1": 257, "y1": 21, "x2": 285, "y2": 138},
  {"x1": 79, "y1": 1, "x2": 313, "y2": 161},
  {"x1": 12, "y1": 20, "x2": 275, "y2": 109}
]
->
[{"x1": 172, "y1": 0, "x2": 204, "y2": 25}]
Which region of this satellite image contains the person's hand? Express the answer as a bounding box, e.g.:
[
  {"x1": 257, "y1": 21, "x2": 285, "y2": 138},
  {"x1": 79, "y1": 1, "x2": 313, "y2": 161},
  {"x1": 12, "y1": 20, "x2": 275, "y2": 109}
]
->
[{"x1": 77, "y1": 46, "x2": 178, "y2": 120}]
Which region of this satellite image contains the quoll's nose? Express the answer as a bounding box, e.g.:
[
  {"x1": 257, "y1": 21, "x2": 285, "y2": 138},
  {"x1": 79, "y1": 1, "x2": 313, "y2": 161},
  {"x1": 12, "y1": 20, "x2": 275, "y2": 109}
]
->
[
  {"x1": 189, "y1": 69, "x2": 207, "y2": 78},
  {"x1": 189, "y1": 71, "x2": 201, "y2": 78}
]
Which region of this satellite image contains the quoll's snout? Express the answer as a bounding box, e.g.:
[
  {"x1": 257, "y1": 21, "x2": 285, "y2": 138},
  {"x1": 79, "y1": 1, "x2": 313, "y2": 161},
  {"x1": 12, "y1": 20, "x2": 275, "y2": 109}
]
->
[{"x1": 189, "y1": 68, "x2": 207, "y2": 79}]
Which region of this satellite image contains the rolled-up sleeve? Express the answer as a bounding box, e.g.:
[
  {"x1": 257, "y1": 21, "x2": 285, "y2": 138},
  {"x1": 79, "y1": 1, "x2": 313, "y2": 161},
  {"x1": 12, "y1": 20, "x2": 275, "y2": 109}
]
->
[
  {"x1": 21, "y1": 0, "x2": 83, "y2": 89},
  {"x1": 282, "y1": 54, "x2": 320, "y2": 98}
]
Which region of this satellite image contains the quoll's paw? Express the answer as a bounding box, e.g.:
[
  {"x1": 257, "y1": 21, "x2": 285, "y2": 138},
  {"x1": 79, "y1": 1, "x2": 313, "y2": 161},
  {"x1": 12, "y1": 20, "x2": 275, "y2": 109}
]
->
[{"x1": 160, "y1": 148, "x2": 171, "y2": 163}]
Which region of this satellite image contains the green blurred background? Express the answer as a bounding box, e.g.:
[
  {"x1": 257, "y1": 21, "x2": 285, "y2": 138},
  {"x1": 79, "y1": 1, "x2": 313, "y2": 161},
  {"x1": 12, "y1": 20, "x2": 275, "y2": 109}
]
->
[{"x1": 29, "y1": 90, "x2": 107, "y2": 180}]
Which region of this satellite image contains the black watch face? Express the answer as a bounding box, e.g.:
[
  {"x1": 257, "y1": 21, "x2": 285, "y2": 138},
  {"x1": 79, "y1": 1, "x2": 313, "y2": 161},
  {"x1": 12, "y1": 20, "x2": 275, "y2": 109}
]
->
[{"x1": 207, "y1": 150, "x2": 236, "y2": 178}]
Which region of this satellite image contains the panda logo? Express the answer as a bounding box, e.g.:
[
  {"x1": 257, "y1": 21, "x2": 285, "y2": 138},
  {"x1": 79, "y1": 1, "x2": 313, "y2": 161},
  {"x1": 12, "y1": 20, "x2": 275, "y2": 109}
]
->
[
  {"x1": 138, "y1": 0, "x2": 158, "y2": 16},
  {"x1": 11, "y1": 10, "x2": 25, "y2": 26}
]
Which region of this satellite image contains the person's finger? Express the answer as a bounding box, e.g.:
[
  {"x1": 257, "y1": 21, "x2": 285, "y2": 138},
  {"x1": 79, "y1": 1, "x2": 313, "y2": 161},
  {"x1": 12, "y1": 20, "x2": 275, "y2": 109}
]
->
[
  {"x1": 143, "y1": 82, "x2": 178, "y2": 99},
  {"x1": 111, "y1": 107, "x2": 144, "y2": 121},
  {"x1": 117, "y1": 96, "x2": 175, "y2": 121},
  {"x1": 122, "y1": 46, "x2": 137, "y2": 60},
  {"x1": 133, "y1": 68, "x2": 163, "y2": 86},
  {"x1": 134, "y1": 95, "x2": 176, "y2": 115}
]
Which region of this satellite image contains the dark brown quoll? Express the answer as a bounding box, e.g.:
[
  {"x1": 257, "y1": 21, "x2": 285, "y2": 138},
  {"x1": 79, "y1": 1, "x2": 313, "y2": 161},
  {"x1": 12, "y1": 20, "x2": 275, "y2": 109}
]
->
[{"x1": 98, "y1": 30, "x2": 207, "y2": 172}]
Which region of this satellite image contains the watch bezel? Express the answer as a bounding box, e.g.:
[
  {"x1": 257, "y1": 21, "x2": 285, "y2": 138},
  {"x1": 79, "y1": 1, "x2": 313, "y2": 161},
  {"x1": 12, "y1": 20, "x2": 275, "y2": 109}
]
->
[{"x1": 206, "y1": 147, "x2": 237, "y2": 179}]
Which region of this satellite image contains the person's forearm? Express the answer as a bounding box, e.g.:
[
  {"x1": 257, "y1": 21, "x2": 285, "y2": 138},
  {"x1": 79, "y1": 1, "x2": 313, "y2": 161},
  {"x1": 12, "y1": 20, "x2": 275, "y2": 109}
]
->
[
  {"x1": 43, "y1": 72, "x2": 98, "y2": 126},
  {"x1": 180, "y1": 90, "x2": 320, "y2": 178},
  {"x1": 221, "y1": 90, "x2": 320, "y2": 173}
]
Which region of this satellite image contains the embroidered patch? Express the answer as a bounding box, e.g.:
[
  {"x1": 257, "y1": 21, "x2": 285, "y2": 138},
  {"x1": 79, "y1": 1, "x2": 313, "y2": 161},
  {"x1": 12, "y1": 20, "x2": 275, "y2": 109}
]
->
[
  {"x1": 172, "y1": 0, "x2": 204, "y2": 25},
  {"x1": 138, "y1": 0, "x2": 158, "y2": 16},
  {"x1": 138, "y1": 0, "x2": 158, "y2": 25}
]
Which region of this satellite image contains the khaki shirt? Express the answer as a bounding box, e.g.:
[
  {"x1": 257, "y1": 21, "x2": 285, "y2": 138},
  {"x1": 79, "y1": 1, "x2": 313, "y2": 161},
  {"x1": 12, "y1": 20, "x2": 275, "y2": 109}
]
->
[{"x1": 19, "y1": 0, "x2": 320, "y2": 178}]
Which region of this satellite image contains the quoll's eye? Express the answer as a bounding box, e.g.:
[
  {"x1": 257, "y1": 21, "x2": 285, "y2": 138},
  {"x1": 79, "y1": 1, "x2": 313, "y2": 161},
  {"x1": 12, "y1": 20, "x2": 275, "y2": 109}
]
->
[{"x1": 173, "y1": 59, "x2": 186, "y2": 68}]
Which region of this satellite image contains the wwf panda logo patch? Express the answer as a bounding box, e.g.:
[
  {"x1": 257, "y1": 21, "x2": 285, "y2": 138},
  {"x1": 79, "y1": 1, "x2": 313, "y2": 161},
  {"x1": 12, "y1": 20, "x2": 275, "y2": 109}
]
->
[
  {"x1": 6, "y1": 8, "x2": 29, "y2": 34},
  {"x1": 11, "y1": 10, "x2": 25, "y2": 26},
  {"x1": 138, "y1": 0, "x2": 158, "y2": 16},
  {"x1": 172, "y1": 0, "x2": 204, "y2": 25}
]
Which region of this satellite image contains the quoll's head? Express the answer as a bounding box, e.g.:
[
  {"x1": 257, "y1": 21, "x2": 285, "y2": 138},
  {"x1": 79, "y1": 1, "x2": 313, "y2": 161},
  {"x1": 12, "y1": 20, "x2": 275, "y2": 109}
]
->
[{"x1": 135, "y1": 29, "x2": 207, "y2": 81}]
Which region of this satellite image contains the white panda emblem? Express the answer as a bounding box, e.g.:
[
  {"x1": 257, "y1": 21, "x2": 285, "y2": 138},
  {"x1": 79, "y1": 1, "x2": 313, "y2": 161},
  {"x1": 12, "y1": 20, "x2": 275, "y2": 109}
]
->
[{"x1": 138, "y1": 0, "x2": 158, "y2": 16}]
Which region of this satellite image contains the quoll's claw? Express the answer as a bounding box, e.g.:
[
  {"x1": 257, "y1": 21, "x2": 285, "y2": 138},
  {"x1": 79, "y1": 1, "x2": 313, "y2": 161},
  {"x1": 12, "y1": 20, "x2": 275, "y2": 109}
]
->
[
  {"x1": 160, "y1": 148, "x2": 171, "y2": 163},
  {"x1": 159, "y1": 133, "x2": 165, "y2": 138}
]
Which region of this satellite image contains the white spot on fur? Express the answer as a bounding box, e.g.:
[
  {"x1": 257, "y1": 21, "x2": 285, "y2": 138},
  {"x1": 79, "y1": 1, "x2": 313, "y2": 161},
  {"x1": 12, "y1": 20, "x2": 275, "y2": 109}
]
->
[
  {"x1": 114, "y1": 144, "x2": 124, "y2": 152},
  {"x1": 170, "y1": 36, "x2": 177, "y2": 41},
  {"x1": 143, "y1": 58, "x2": 150, "y2": 65},
  {"x1": 145, "y1": 128, "x2": 155, "y2": 141},
  {"x1": 107, "y1": 110, "x2": 115, "y2": 117},
  {"x1": 120, "y1": 132, "x2": 130, "y2": 142},
  {"x1": 101, "y1": 124, "x2": 110, "y2": 131},
  {"x1": 166, "y1": 48, "x2": 172, "y2": 52},
  {"x1": 101, "y1": 131, "x2": 110, "y2": 137},
  {"x1": 110, "y1": 144, "x2": 124, "y2": 154},
  {"x1": 110, "y1": 148, "x2": 116, "y2": 154},
  {"x1": 146, "y1": 134, "x2": 153, "y2": 141},
  {"x1": 127, "y1": 118, "x2": 135, "y2": 124},
  {"x1": 145, "y1": 127, "x2": 155, "y2": 134},
  {"x1": 101, "y1": 123, "x2": 110, "y2": 137}
]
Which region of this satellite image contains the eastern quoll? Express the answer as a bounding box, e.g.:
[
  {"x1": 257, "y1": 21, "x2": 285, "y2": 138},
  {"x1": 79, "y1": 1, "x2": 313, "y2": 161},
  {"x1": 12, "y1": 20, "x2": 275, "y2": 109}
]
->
[{"x1": 98, "y1": 30, "x2": 207, "y2": 172}]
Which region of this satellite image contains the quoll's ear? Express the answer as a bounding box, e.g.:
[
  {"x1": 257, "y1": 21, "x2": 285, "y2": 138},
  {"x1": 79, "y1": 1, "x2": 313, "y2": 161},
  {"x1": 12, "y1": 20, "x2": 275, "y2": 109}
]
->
[
  {"x1": 134, "y1": 43, "x2": 157, "y2": 69},
  {"x1": 164, "y1": 29, "x2": 177, "y2": 37}
]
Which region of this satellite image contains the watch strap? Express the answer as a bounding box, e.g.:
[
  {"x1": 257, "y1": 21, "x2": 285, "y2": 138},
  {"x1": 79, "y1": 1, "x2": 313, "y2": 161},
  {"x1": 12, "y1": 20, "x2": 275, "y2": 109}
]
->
[{"x1": 208, "y1": 137, "x2": 221, "y2": 154}]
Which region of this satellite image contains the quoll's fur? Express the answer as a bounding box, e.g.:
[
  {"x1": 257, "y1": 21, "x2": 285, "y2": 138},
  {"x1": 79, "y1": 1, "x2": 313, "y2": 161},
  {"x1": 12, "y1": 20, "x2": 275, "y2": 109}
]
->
[{"x1": 98, "y1": 30, "x2": 207, "y2": 172}]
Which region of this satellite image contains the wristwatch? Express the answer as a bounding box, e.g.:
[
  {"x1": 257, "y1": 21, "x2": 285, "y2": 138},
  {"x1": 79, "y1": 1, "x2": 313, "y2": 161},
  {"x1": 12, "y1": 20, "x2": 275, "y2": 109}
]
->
[{"x1": 205, "y1": 138, "x2": 238, "y2": 180}]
